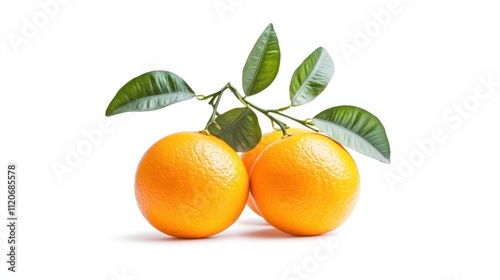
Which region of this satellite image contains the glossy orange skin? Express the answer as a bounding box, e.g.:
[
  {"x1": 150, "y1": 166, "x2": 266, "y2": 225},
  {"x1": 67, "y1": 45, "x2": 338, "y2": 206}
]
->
[
  {"x1": 250, "y1": 133, "x2": 360, "y2": 236},
  {"x1": 135, "y1": 132, "x2": 248, "y2": 238}
]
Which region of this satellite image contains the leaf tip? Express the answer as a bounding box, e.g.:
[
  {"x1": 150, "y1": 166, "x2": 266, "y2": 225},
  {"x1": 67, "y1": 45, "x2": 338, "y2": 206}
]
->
[
  {"x1": 105, "y1": 102, "x2": 119, "y2": 117},
  {"x1": 105, "y1": 107, "x2": 113, "y2": 117}
]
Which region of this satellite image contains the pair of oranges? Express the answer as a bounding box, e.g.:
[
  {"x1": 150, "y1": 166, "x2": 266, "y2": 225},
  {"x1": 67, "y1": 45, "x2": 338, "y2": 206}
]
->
[{"x1": 135, "y1": 129, "x2": 360, "y2": 238}]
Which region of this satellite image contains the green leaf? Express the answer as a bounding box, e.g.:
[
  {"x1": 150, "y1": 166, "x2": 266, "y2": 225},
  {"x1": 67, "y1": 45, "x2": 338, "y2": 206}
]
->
[
  {"x1": 208, "y1": 107, "x2": 262, "y2": 152},
  {"x1": 242, "y1": 23, "x2": 281, "y2": 96},
  {"x1": 105, "y1": 71, "x2": 195, "y2": 116},
  {"x1": 290, "y1": 47, "x2": 334, "y2": 106},
  {"x1": 312, "y1": 106, "x2": 391, "y2": 163}
]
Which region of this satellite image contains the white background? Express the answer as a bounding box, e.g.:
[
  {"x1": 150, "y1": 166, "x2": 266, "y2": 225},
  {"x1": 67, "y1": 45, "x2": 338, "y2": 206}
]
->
[{"x1": 1, "y1": 0, "x2": 500, "y2": 279}]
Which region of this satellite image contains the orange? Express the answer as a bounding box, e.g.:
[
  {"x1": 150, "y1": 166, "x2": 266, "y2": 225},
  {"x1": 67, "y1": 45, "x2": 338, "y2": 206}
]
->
[
  {"x1": 250, "y1": 132, "x2": 360, "y2": 236},
  {"x1": 241, "y1": 128, "x2": 308, "y2": 215},
  {"x1": 246, "y1": 193, "x2": 260, "y2": 216},
  {"x1": 135, "y1": 132, "x2": 248, "y2": 238}
]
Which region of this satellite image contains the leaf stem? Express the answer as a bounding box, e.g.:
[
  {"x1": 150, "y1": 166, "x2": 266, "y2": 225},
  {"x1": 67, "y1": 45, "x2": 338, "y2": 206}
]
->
[
  {"x1": 276, "y1": 105, "x2": 292, "y2": 112},
  {"x1": 196, "y1": 91, "x2": 220, "y2": 101},
  {"x1": 204, "y1": 88, "x2": 224, "y2": 130},
  {"x1": 268, "y1": 110, "x2": 320, "y2": 132}
]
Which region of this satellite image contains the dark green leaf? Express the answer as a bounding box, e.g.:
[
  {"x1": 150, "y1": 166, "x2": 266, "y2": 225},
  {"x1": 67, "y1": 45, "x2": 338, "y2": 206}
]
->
[
  {"x1": 312, "y1": 106, "x2": 391, "y2": 163},
  {"x1": 290, "y1": 47, "x2": 334, "y2": 106},
  {"x1": 208, "y1": 107, "x2": 262, "y2": 152},
  {"x1": 242, "y1": 23, "x2": 280, "y2": 96},
  {"x1": 105, "y1": 71, "x2": 195, "y2": 116}
]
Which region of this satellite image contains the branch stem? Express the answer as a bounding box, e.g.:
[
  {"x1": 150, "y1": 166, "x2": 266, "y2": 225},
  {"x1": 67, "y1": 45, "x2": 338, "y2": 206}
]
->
[
  {"x1": 200, "y1": 82, "x2": 319, "y2": 136},
  {"x1": 226, "y1": 83, "x2": 289, "y2": 136}
]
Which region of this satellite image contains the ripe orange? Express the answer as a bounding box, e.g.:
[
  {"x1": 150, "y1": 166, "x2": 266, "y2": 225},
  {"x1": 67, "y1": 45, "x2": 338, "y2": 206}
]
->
[
  {"x1": 241, "y1": 128, "x2": 308, "y2": 215},
  {"x1": 250, "y1": 132, "x2": 360, "y2": 235},
  {"x1": 135, "y1": 132, "x2": 248, "y2": 238}
]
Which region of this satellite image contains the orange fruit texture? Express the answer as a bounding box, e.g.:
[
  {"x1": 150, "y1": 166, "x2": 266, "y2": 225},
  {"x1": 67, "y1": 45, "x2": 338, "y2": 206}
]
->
[
  {"x1": 250, "y1": 132, "x2": 360, "y2": 236},
  {"x1": 134, "y1": 132, "x2": 249, "y2": 238},
  {"x1": 241, "y1": 128, "x2": 309, "y2": 215}
]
